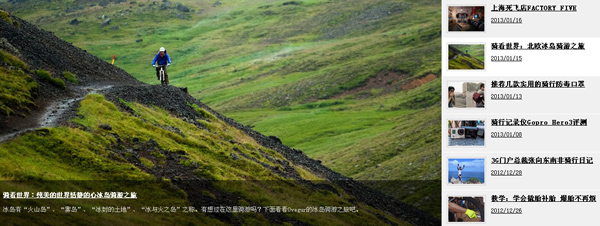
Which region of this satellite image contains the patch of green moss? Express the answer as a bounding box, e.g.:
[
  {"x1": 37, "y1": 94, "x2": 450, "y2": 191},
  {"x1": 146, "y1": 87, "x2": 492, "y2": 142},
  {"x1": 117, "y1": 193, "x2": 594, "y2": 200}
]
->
[
  {"x1": 189, "y1": 103, "x2": 216, "y2": 120},
  {"x1": 179, "y1": 159, "x2": 195, "y2": 167},
  {"x1": 149, "y1": 150, "x2": 165, "y2": 159},
  {"x1": 36, "y1": 69, "x2": 66, "y2": 90},
  {"x1": 139, "y1": 157, "x2": 155, "y2": 168},
  {"x1": 0, "y1": 49, "x2": 27, "y2": 70},
  {"x1": 0, "y1": 67, "x2": 38, "y2": 116},
  {"x1": 63, "y1": 71, "x2": 77, "y2": 83},
  {"x1": 35, "y1": 69, "x2": 51, "y2": 80},
  {"x1": 0, "y1": 10, "x2": 12, "y2": 24},
  {"x1": 201, "y1": 190, "x2": 216, "y2": 200}
]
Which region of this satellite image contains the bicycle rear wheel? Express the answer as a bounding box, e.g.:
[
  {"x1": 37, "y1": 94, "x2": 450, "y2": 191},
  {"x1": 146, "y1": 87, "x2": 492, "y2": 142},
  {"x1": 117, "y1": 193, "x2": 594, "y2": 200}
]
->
[{"x1": 463, "y1": 197, "x2": 485, "y2": 222}]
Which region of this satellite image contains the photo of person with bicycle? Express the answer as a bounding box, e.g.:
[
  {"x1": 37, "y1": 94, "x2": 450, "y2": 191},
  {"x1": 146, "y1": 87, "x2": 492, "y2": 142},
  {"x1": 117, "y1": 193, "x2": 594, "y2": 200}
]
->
[
  {"x1": 448, "y1": 196, "x2": 484, "y2": 222},
  {"x1": 152, "y1": 47, "x2": 171, "y2": 85}
]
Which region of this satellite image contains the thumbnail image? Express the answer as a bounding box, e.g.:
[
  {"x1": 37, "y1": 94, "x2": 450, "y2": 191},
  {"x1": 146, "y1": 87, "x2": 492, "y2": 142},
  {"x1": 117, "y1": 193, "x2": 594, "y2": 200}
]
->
[
  {"x1": 448, "y1": 120, "x2": 485, "y2": 146},
  {"x1": 448, "y1": 82, "x2": 485, "y2": 108},
  {"x1": 448, "y1": 196, "x2": 485, "y2": 222},
  {"x1": 448, "y1": 6, "x2": 485, "y2": 32},
  {"x1": 448, "y1": 44, "x2": 485, "y2": 70},
  {"x1": 448, "y1": 158, "x2": 485, "y2": 185}
]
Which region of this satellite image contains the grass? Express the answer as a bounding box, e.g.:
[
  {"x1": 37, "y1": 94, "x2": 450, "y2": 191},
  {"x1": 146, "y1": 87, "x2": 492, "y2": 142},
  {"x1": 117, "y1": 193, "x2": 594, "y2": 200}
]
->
[
  {"x1": 0, "y1": 9, "x2": 12, "y2": 24},
  {"x1": 0, "y1": 126, "x2": 222, "y2": 225},
  {"x1": 467, "y1": 177, "x2": 481, "y2": 183},
  {"x1": 36, "y1": 69, "x2": 66, "y2": 90},
  {"x1": 451, "y1": 44, "x2": 484, "y2": 62},
  {"x1": 138, "y1": 157, "x2": 155, "y2": 168},
  {"x1": 448, "y1": 55, "x2": 484, "y2": 70},
  {"x1": 0, "y1": 68, "x2": 38, "y2": 117},
  {"x1": 229, "y1": 80, "x2": 440, "y2": 170},
  {"x1": 63, "y1": 71, "x2": 77, "y2": 83},
  {"x1": 0, "y1": 49, "x2": 27, "y2": 70},
  {"x1": 0, "y1": 9, "x2": 19, "y2": 27},
  {"x1": 2, "y1": 0, "x2": 442, "y2": 217},
  {"x1": 448, "y1": 44, "x2": 484, "y2": 70},
  {"x1": 0, "y1": 50, "x2": 37, "y2": 116},
  {"x1": 0, "y1": 93, "x2": 415, "y2": 225},
  {"x1": 229, "y1": 79, "x2": 442, "y2": 217}
]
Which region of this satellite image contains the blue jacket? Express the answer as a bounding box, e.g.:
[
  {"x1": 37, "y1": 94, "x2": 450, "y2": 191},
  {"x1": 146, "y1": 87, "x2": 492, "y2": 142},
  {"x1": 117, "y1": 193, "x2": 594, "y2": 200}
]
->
[{"x1": 152, "y1": 52, "x2": 171, "y2": 66}]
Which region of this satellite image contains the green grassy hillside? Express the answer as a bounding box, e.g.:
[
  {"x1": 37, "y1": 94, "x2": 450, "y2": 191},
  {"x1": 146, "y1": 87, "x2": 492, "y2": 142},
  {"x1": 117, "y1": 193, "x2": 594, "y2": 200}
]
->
[
  {"x1": 448, "y1": 44, "x2": 484, "y2": 70},
  {"x1": 0, "y1": 92, "x2": 411, "y2": 225},
  {"x1": 1, "y1": 0, "x2": 441, "y2": 217},
  {"x1": 451, "y1": 44, "x2": 484, "y2": 62},
  {"x1": 0, "y1": 49, "x2": 37, "y2": 117}
]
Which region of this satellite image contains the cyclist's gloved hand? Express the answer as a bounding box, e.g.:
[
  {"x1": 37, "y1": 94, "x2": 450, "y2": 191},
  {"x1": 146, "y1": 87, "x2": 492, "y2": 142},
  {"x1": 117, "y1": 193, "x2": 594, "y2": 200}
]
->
[
  {"x1": 465, "y1": 209, "x2": 477, "y2": 219},
  {"x1": 153, "y1": 64, "x2": 156, "y2": 68},
  {"x1": 167, "y1": 63, "x2": 171, "y2": 67}
]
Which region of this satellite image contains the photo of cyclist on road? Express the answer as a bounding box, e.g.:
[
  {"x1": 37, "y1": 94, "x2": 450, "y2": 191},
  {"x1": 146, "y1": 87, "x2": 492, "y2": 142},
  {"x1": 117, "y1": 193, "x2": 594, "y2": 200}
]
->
[{"x1": 152, "y1": 47, "x2": 171, "y2": 85}]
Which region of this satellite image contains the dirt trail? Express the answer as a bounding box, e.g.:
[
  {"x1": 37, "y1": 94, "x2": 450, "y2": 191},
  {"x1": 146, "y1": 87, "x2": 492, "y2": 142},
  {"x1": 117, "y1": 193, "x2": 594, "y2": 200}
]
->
[
  {"x1": 1, "y1": 13, "x2": 140, "y2": 143},
  {"x1": 0, "y1": 84, "x2": 114, "y2": 142}
]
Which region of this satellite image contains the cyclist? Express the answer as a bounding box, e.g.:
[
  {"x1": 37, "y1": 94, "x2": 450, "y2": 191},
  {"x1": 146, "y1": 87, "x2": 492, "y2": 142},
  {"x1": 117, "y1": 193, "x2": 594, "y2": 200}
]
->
[
  {"x1": 449, "y1": 202, "x2": 479, "y2": 221},
  {"x1": 152, "y1": 47, "x2": 171, "y2": 85}
]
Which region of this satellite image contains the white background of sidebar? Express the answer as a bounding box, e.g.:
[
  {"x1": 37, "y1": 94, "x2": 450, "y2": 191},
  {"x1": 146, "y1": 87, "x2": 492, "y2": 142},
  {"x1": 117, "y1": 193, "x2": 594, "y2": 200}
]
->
[{"x1": 441, "y1": 0, "x2": 600, "y2": 225}]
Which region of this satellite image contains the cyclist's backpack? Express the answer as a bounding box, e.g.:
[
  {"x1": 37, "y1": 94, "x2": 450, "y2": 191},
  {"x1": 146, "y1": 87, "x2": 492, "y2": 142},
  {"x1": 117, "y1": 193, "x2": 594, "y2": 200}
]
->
[{"x1": 473, "y1": 92, "x2": 482, "y2": 103}]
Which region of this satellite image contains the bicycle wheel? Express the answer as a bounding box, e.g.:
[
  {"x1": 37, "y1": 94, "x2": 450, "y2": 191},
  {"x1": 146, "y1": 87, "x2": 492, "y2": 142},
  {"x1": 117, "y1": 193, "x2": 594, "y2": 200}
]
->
[
  {"x1": 160, "y1": 69, "x2": 165, "y2": 85},
  {"x1": 462, "y1": 197, "x2": 484, "y2": 222}
]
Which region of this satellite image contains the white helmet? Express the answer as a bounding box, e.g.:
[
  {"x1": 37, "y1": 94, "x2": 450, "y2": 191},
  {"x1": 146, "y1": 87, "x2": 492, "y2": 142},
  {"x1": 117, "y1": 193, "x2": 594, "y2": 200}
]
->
[{"x1": 159, "y1": 47, "x2": 165, "y2": 52}]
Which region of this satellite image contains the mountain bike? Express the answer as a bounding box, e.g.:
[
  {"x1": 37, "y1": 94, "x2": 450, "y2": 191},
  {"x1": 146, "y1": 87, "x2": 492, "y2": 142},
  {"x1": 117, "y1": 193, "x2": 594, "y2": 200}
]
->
[
  {"x1": 155, "y1": 64, "x2": 169, "y2": 85},
  {"x1": 448, "y1": 196, "x2": 485, "y2": 222}
]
